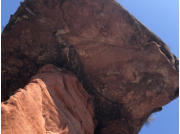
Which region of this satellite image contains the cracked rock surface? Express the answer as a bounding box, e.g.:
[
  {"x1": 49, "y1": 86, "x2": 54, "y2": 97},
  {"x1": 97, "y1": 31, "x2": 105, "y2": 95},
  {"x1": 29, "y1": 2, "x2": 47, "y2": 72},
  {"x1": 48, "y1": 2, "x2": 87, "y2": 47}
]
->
[{"x1": 2, "y1": 0, "x2": 179, "y2": 133}]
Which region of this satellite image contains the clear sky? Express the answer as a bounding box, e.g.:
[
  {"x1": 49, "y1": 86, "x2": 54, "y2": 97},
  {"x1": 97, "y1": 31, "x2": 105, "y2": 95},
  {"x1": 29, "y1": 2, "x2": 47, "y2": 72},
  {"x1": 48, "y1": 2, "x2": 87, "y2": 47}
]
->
[
  {"x1": 1, "y1": 0, "x2": 23, "y2": 30},
  {"x1": 2, "y1": 0, "x2": 179, "y2": 134}
]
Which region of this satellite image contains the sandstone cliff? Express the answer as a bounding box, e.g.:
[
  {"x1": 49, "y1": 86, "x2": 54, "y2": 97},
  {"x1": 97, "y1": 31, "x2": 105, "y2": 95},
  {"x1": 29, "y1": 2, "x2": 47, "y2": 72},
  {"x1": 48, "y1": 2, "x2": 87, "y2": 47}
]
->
[
  {"x1": 2, "y1": 65, "x2": 95, "y2": 134},
  {"x1": 2, "y1": 0, "x2": 178, "y2": 133}
]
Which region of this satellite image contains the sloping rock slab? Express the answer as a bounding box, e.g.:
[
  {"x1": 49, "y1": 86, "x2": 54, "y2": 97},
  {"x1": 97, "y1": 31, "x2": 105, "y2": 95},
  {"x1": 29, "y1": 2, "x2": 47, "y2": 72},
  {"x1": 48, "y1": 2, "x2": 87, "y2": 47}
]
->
[{"x1": 2, "y1": 64, "x2": 95, "y2": 134}]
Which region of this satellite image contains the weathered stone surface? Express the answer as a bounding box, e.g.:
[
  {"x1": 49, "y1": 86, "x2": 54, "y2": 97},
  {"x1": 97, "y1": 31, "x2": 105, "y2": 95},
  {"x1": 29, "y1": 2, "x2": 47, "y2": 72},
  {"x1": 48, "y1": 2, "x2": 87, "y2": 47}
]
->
[
  {"x1": 101, "y1": 120, "x2": 130, "y2": 134},
  {"x1": 2, "y1": 64, "x2": 95, "y2": 134},
  {"x1": 2, "y1": 0, "x2": 178, "y2": 133}
]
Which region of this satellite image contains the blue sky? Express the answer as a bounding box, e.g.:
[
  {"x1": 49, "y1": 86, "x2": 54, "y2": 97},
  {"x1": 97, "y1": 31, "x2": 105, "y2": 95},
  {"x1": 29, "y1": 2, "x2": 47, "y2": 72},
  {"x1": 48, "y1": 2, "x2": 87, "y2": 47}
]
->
[
  {"x1": 2, "y1": 0, "x2": 179, "y2": 134},
  {"x1": 1, "y1": 0, "x2": 23, "y2": 30}
]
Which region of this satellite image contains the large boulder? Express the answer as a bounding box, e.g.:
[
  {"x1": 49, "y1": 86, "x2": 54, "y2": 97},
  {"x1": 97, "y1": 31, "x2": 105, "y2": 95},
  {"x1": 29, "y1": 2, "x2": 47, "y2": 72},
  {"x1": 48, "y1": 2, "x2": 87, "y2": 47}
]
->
[{"x1": 2, "y1": 0, "x2": 178, "y2": 133}]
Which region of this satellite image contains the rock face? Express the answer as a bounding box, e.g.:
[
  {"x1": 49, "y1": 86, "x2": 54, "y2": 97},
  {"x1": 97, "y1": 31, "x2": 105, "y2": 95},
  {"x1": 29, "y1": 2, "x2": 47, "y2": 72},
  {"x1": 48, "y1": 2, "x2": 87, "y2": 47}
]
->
[
  {"x1": 2, "y1": 0, "x2": 178, "y2": 133},
  {"x1": 2, "y1": 64, "x2": 95, "y2": 134}
]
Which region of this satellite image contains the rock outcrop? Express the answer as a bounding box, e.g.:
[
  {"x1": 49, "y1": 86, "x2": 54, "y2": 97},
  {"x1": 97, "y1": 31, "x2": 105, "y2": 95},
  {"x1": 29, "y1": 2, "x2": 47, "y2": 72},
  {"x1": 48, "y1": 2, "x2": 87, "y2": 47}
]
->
[
  {"x1": 2, "y1": 0, "x2": 178, "y2": 133},
  {"x1": 2, "y1": 64, "x2": 95, "y2": 134}
]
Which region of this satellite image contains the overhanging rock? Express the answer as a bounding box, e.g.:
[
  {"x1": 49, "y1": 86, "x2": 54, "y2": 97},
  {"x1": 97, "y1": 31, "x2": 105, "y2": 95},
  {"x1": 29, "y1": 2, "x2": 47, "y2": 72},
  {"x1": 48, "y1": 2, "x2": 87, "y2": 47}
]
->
[{"x1": 2, "y1": 0, "x2": 178, "y2": 133}]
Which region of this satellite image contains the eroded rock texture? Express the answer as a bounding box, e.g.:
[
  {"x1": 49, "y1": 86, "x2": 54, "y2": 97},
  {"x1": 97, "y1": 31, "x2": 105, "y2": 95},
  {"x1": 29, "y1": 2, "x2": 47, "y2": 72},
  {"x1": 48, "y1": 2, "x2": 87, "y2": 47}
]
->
[
  {"x1": 2, "y1": 65, "x2": 95, "y2": 134},
  {"x1": 2, "y1": 0, "x2": 178, "y2": 133}
]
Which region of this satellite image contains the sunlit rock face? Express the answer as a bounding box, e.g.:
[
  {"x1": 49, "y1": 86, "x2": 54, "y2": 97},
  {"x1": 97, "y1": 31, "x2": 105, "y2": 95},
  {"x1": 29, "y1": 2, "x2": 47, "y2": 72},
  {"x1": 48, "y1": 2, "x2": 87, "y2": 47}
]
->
[
  {"x1": 2, "y1": 0, "x2": 178, "y2": 133},
  {"x1": 2, "y1": 64, "x2": 95, "y2": 134}
]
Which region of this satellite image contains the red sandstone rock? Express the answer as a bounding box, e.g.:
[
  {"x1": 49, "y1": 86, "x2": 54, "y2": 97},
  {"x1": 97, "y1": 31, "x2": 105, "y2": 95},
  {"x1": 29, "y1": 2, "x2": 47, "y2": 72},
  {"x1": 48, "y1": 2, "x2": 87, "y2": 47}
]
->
[
  {"x1": 101, "y1": 120, "x2": 130, "y2": 134},
  {"x1": 2, "y1": 64, "x2": 95, "y2": 134},
  {"x1": 2, "y1": 0, "x2": 178, "y2": 133}
]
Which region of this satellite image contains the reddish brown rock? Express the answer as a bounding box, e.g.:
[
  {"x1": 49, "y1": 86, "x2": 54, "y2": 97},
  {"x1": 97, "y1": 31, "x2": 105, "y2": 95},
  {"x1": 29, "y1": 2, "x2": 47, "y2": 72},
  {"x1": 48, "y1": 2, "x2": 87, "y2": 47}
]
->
[
  {"x1": 2, "y1": 0, "x2": 178, "y2": 133},
  {"x1": 101, "y1": 120, "x2": 130, "y2": 134},
  {"x1": 2, "y1": 64, "x2": 95, "y2": 134}
]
